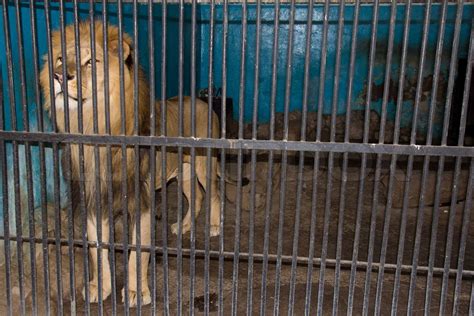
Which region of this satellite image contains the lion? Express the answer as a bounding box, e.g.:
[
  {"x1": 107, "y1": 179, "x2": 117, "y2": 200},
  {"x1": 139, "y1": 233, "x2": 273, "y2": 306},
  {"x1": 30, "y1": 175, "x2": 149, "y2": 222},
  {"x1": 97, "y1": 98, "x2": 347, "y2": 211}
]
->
[{"x1": 39, "y1": 21, "x2": 222, "y2": 307}]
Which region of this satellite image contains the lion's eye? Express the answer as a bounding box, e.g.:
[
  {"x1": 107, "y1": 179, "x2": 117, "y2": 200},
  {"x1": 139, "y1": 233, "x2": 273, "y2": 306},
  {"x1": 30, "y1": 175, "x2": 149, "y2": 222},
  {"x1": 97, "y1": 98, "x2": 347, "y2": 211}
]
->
[
  {"x1": 56, "y1": 57, "x2": 62, "y2": 66},
  {"x1": 85, "y1": 59, "x2": 99, "y2": 67}
]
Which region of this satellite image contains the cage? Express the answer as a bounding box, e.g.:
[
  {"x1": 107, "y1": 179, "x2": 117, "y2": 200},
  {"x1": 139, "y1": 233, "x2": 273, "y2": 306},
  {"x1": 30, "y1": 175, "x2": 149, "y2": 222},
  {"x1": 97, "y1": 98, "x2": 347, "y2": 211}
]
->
[{"x1": 0, "y1": 0, "x2": 473, "y2": 315}]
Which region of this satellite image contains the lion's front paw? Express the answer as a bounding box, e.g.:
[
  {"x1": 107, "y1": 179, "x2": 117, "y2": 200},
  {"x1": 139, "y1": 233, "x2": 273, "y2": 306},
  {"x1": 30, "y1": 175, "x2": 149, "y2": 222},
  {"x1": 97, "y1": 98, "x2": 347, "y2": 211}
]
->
[
  {"x1": 121, "y1": 286, "x2": 151, "y2": 307},
  {"x1": 171, "y1": 221, "x2": 191, "y2": 236},
  {"x1": 209, "y1": 225, "x2": 220, "y2": 237},
  {"x1": 82, "y1": 282, "x2": 111, "y2": 303}
]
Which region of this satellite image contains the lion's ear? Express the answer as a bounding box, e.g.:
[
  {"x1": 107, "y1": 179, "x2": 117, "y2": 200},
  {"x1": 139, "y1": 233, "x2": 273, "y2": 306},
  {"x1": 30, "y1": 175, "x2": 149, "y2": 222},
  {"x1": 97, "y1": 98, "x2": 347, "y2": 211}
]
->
[{"x1": 109, "y1": 39, "x2": 131, "y2": 61}]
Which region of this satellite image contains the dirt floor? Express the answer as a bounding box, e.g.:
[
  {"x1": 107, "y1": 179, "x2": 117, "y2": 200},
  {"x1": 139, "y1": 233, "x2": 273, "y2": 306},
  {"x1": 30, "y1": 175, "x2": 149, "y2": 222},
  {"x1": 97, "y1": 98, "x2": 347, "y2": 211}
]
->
[{"x1": 1, "y1": 152, "x2": 473, "y2": 315}]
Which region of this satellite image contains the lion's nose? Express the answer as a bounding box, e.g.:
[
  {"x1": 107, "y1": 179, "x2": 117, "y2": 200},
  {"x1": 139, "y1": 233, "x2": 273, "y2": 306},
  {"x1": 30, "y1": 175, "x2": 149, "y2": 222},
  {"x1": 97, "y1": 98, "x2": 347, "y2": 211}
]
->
[
  {"x1": 54, "y1": 72, "x2": 63, "y2": 85},
  {"x1": 54, "y1": 73, "x2": 74, "y2": 85}
]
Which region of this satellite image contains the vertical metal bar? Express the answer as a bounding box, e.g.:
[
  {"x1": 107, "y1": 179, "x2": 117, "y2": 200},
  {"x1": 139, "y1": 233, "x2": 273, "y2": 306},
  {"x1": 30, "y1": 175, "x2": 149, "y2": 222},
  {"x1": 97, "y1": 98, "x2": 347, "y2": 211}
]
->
[
  {"x1": 147, "y1": 0, "x2": 157, "y2": 314},
  {"x1": 372, "y1": 1, "x2": 398, "y2": 314},
  {"x1": 268, "y1": 0, "x2": 279, "y2": 143},
  {"x1": 439, "y1": 21, "x2": 473, "y2": 314},
  {"x1": 452, "y1": 158, "x2": 473, "y2": 315},
  {"x1": 237, "y1": 0, "x2": 247, "y2": 141},
  {"x1": 438, "y1": 158, "x2": 463, "y2": 314},
  {"x1": 285, "y1": 0, "x2": 308, "y2": 306},
  {"x1": 57, "y1": 1, "x2": 77, "y2": 313},
  {"x1": 303, "y1": 152, "x2": 320, "y2": 316},
  {"x1": 318, "y1": 155, "x2": 335, "y2": 316},
  {"x1": 52, "y1": 143, "x2": 63, "y2": 315},
  {"x1": 259, "y1": 0, "x2": 280, "y2": 314},
  {"x1": 204, "y1": 0, "x2": 217, "y2": 314},
  {"x1": 29, "y1": 1, "x2": 44, "y2": 138},
  {"x1": 0, "y1": 65, "x2": 12, "y2": 316},
  {"x1": 470, "y1": 281, "x2": 474, "y2": 314},
  {"x1": 300, "y1": 1, "x2": 317, "y2": 315},
  {"x1": 58, "y1": 0, "x2": 70, "y2": 135},
  {"x1": 330, "y1": 1, "x2": 346, "y2": 314},
  {"x1": 392, "y1": 152, "x2": 417, "y2": 314},
  {"x1": 300, "y1": 1, "x2": 316, "y2": 315},
  {"x1": 339, "y1": 1, "x2": 359, "y2": 314},
  {"x1": 1, "y1": 3, "x2": 25, "y2": 314},
  {"x1": 176, "y1": 0, "x2": 185, "y2": 313},
  {"x1": 217, "y1": 0, "x2": 228, "y2": 314},
  {"x1": 29, "y1": 1, "x2": 52, "y2": 309},
  {"x1": 87, "y1": 2, "x2": 105, "y2": 314},
  {"x1": 424, "y1": 1, "x2": 464, "y2": 313},
  {"x1": 314, "y1": 0, "x2": 330, "y2": 314},
  {"x1": 259, "y1": 147, "x2": 275, "y2": 316},
  {"x1": 43, "y1": 0, "x2": 64, "y2": 313},
  {"x1": 397, "y1": 1, "x2": 446, "y2": 315},
  {"x1": 319, "y1": 0, "x2": 345, "y2": 313},
  {"x1": 361, "y1": 0, "x2": 379, "y2": 143},
  {"x1": 392, "y1": 0, "x2": 431, "y2": 315},
  {"x1": 231, "y1": 0, "x2": 246, "y2": 314},
  {"x1": 288, "y1": 150, "x2": 305, "y2": 315},
  {"x1": 440, "y1": 0, "x2": 464, "y2": 148},
  {"x1": 116, "y1": 0, "x2": 130, "y2": 313},
  {"x1": 100, "y1": 3, "x2": 118, "y2": 314},
  {"x1": 361, "y1": 1, "x2": 383, "y2": 307},
  {"x1": 13, "y1": 0, "x2": 37, "y2": 314},
  {"x1": 70, "y1": 1, "x2": 91, "y2": 314},
  {"x1": 246, "y1": 0, "x2": 261, "y2": 312},
  {"x1": 28, "y1": 1, "x2": 47, "y2": 314},
  {"x1": 315, "y1": 0, "x2": 329, "y2": 143},
  {"x1": 346, "y1": 165, "x2": 366, "y2": 313},
  {"x1": 189, "y1": 0, "x2": 198, "y2": 313},
  {"x1": 204, "y1": 21, "x2": 213, "y2": 316},
  {"x1": 52, "y1": 7, "x2": 65, "y2": 314},
  {"x1": 43, "y1": 0, "x2": 57, "y2": 132},
  {"x1": 274, "y1": 104, "x2": 291, "y2": 311},
  {"x1": 273, "y1": 0, "x2": 296, "y2": 312},
  {"x1": 299, "y1": 0, "x2": 314, "y2": 147},
  {"x1": 343, "y1": 2, "x2": 365, "y2": 315},
  {"x1": 287, "y1": 1, "x2": 313, "y2": 304},
  {"x1": 131, "y1": 0, "x2": 143, "y2": 313},
  {"x1": 160, "y1": 0, "x2": 170, "y2": 313},
  {"x1": 409, "y1": 0, "x2": 432, "y2": 144},
  {"x1": 12, "y1": 135, "x2": 24, "y2": 312},
  {"x1": 374, "y1": 0, "x2": 396, "y2": 145},
  {"x1": 425, "y1": 1, "x2": 448, "y2": 147},
  {"x1": 231, "y1": 153, "x2": 243, "y2": 316},
  {"x1": 217, "y1": 146, "x2": 226, "y2": 316},
  {"x1": 420, "y1": 157, "x2": 444, "y2": 315}
]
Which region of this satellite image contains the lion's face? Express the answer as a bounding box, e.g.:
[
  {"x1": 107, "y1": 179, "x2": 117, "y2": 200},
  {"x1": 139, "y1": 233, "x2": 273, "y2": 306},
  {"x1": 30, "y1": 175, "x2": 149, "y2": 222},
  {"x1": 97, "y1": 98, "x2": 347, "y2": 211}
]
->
[
  {"x1": 49, "y1": 45, "x2": 105, "y2": 110},
  {"x1": 40, "y1": 22, "x2": 133, "y2": 117}
]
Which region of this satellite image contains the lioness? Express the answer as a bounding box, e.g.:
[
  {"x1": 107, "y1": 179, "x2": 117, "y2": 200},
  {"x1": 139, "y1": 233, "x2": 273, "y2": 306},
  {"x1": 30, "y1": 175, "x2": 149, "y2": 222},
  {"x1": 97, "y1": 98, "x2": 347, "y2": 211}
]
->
[{"x1": 39, "y1": 21, "x2": 221, "y2": 307}]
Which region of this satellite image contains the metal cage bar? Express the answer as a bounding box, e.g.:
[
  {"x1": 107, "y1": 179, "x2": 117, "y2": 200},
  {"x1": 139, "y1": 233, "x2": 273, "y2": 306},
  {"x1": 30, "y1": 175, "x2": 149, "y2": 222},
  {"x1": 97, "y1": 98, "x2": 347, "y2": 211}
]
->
[{"x1": 0, "y1": 1, "x2": 472, "y2": 315}]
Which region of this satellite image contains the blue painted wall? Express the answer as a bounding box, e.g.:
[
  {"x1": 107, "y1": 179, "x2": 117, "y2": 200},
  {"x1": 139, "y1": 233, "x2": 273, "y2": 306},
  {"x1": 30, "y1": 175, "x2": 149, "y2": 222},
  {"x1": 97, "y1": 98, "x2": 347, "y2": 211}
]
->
[{"x1": 198, "y1": 3, "x2": 473, "y2": 137}]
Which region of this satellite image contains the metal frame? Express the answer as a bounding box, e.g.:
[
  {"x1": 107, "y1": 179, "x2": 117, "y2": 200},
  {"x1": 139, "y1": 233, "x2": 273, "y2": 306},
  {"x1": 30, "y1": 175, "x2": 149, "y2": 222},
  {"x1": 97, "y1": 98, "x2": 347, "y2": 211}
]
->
[{"x1": 0, "y1": 0, "x2": 473, "y2": 315}]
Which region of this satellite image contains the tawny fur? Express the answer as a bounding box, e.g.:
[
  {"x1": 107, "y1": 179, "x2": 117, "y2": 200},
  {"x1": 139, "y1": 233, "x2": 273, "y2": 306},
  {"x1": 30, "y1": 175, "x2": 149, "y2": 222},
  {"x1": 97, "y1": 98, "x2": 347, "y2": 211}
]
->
[{"x1": 39, "y1": 21, "x2": 221, "y2": 307}]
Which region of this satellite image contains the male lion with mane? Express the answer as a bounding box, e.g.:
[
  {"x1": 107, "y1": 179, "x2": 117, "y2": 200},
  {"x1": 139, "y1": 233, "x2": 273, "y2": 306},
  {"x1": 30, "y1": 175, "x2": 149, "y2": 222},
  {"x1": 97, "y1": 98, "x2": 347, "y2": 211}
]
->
[{"x1": 40, "y1": 21, "x2": 222, "y2": 307}]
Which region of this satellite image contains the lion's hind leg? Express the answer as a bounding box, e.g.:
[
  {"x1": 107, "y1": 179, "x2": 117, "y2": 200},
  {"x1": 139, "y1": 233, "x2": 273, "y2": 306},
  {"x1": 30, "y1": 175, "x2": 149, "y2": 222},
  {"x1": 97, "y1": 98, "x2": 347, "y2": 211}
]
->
[
  {"x1": 171, "y1": 162, "x2": 204, "y2": 235},
  {"x1": 195, "y1": 153, "x2": 221, "y2": 237}
]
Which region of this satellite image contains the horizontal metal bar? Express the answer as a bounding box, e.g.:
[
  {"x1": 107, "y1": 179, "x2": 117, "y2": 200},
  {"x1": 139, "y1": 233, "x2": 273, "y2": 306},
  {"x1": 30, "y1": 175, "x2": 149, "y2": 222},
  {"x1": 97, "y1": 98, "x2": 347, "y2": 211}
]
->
[
  {"x1": 0, "y1": 131, "x2": 473, "y2": 157},
  {"x1": 3, "y1": 235, "x2": 473, "y2": 278},
  {"x1": 25, "y1": 0, "x2": 471, "y2": 4}
]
